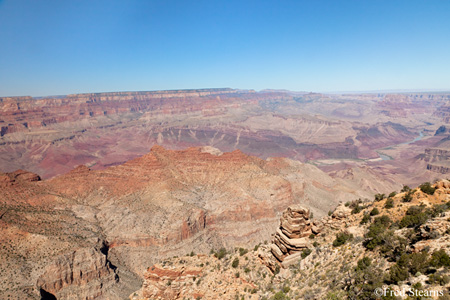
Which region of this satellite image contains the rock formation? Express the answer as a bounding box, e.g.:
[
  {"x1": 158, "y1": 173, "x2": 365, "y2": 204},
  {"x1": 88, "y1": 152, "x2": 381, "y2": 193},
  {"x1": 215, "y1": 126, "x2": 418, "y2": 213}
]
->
[
  {"x1": 1, "y1": 146, "x2": 372, "y2": 299},
  {"x1": 36, "y1": 247, "x2": 119, "y2": 300},
  {"x1": 0, "y1": 88, "x2": 438, "y2": 186},
  {"x1": 270, "y1": 205, "x2": 321, "y2": 267},
  {"x1": 130, "y1": 179, "x2": 450, "y2": 300}
]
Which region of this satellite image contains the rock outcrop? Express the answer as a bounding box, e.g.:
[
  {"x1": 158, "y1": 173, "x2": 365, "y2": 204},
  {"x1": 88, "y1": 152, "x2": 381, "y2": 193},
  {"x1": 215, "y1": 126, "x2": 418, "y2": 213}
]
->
[
  {"x1": 133, "y1": 265, "x2": 203, "y2": 300},
  {"x1": 270, "y1": 205, "x2": 319, "y2": 267},
  {"x1": 36, "y1": 247, "x2": 119, "y2": 300}
]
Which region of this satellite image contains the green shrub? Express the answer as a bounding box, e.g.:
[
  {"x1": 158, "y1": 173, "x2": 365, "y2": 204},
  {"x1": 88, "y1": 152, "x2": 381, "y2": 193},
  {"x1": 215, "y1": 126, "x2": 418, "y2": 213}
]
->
[
  {"x1": 374, "y1": 193, "x2": 385, "y2": 201},
  {"x1": 401, "y1": 185, "x2": 411, "y2": 192},
  {"x1": 360, "y1": 213, "x2": 371, "y2": 225},
  {"x1": 389, "y1": 263, "x2": 409, "y2": 283},
  {"x1": 399, "y1": 206, "x2": 429, "y2": 228},
  {"x1": 419, "y1": 182, "x2": 436, "y2": 195},
  {"x1": 428, "y1": 273, "x2": 450, "y2": 286},
  {"x1": 301, "y1": 248, "x2": 312, "y2": 258},
  {"x1": 214, "y1": 247, "x2": 227, "y2": 259},
  {"x1": 430, "y1": 249, "x2": 450, "y2": 268},
  {"x1": 389, "y1": 191, "x2": 397, "y2": 198},
  {"x1": 333, "y1": 232, "x2": 353, "y2": 247},
  {"x1": 351, "y1": 205, "x2": 362, "y2": 214},
  {"x1": 389, "y1": 251, "x2": 430, "y2": 283},
  {"x1": 370, "y1": 208, "x2": 380, "y2": 216},
  {"x1": 402, "y1": 191, "x2": 413, "y2": 202},
  {"x1": 385, "y1": 198, "x2": 394, "y2": 209},
  {"x1": 356, "y1": 256, "x2": 372, "y2": 271},
  {"x1": 364, "y1": 215, "x2": 392, "y2": 250},
  {"x1": 232, "y1": 257, "x2": 239, "y2": 268},
  {"x1": 238, "y1": 248, "x2": 248, "y2": 256}
]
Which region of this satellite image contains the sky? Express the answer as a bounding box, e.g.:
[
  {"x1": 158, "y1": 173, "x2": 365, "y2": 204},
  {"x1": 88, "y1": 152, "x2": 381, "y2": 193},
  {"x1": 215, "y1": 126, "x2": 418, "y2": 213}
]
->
[{"x1": 0, "y1": 0, "x2": 450, "y2": 97}]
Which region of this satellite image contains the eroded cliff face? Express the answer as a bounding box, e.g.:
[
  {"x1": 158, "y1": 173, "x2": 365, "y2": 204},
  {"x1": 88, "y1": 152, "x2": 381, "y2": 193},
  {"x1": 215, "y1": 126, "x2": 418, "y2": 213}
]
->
[
  {"x1": 0, "y1": 89, "x2": 245, "y2": 135},
  {"x1": 0, "y1": 146, "x2": 396, "y2": 299},
  {"x1": 36, "y1": 247, "x2": 119, "y2": 300},
  {"x1": 1, "y1": 89, "x2": 443, "y2": 182}
]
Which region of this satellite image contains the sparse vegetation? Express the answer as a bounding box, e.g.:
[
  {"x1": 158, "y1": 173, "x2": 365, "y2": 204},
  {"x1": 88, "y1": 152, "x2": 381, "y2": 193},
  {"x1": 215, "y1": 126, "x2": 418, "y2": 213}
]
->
[
  {"x1": 369, "y1": 208, "x2": 379, "y2": 216},
  {"x1": 301, "y1": 248, "x2": 312, "y2": 258},
  {"x1": 214, "y1": 248, "x2": 227, "y2": 259},
  {"x1": 401, "y1": 185, "x2": 411, "y2": 193},
  {"x1": 232, "y1": 257, "x2": 239, "y2": 268},
  {"x1": 384, "y1": 198, "x2": 394, "y2": 209},
  {"x1": 402, "y1": 190, "x2": 413, "y2": 202},
  {"x1": 360, "y1": 213, "x2": 370, "y2": 225},
  {"x1": 374, "y1": 193, "x2": 385, "y2": 201},
  {"x1": 333, "y1": 232, "x2": 353, "y2": 247},
  {"x1": 419, "y1": 182, "x2": 436, "y2": 195}
]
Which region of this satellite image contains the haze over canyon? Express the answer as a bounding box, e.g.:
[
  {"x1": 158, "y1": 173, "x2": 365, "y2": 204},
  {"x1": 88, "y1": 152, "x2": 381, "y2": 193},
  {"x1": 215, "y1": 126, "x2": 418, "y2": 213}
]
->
[{"x1": 2, "y1": 88, "x2": 450, "y2": 299}]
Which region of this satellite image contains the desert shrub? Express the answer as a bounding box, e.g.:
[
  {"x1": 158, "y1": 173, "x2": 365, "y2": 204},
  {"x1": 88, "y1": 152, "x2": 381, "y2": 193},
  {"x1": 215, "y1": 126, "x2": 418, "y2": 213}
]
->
[
  {"x1": 370, "y1": 208, "x2": 380, "y2": 216},
  {"x1": 356, "y1": 256, "x2": 372, "y2": 271},
  {"x1": 364, "y1": 215, "x2": 392, "y2": 250},
  {"x1": 401, "y1": 185, "x2": 411, "y2": 192},
  {"x1": 333, "y1": 232, "x2": 353, "y2": 247},
  {"x1": 430, "y1": 249, "x2": 450, "y2": 268},
  {"x1": 360, "y1": 213, "x2": 371, "y2": 225},
  {"x1": 402, "y1": 191, "x2": 413, "y2": 202},
  {"x1": 272, "y1": 291, "x2": 289, "y2": 300},
  {"x1": 389, "y1": 262, "x2": 409, "y2": 283},
  {"x1": 232, "y1": 257, "x2": 239, "y2": 268},
  {"x1": 374, "y1": 193, "x2": 385, "y2": 201},
  {"x1": 419, "y1": 182, "x2": 436, "y2": 195},
  {"x1": 428, "y1": 273, "x2": 450, "y2": 286},
  {"x1": 384, "y1": 198, "x2": 394, "y2": 209},
  {"x1": 309, "y1": 233, "x2": 315, "y2": 239},
  {"x1": 374, "y1": 215, "x2": 392, "y2": 227},
  {"x1": 389, "y1": 191, "x2": 397, "y2": 198},
  {"x1": 239, "y1": 248, "x2": 248, "y2": 256},
  {"x1": 408, "y1": 251, "x2": 430, "y2": 275},
  {"x1": 399, "y1": 206, "x2": 430, "y2": 228},
  {"x1": 347, "y1": 263, "x2": 387, "y2": 300},
  {"x1": 389, "y1": 251, "x2": 430, "y2": 283},
  {"x1": 301, "y1": 248, "x2": 312, "y2": 259},
  {"x1": 214, "y1": 247, "x2": 227, "y2": 259},
  {"x1": 352, "y1": 205, "x2": 362, "y2": 214}
]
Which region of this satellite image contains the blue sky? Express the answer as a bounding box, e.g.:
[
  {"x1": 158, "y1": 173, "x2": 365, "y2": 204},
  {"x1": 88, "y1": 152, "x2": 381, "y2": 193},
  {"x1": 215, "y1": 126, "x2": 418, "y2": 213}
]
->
[{"x1": 0, "y1": 0, "x2": 449, "y2": 96}]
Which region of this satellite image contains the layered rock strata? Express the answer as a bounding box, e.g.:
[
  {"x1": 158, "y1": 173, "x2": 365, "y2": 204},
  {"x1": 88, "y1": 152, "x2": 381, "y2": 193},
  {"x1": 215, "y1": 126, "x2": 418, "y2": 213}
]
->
[{"x1": 270, "y1": 205, "x2": 320, "y2": 267}]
